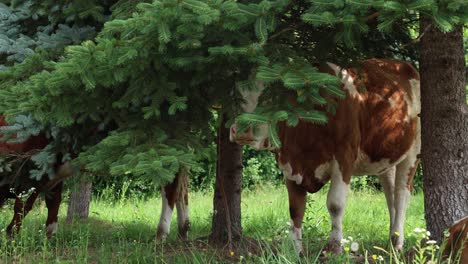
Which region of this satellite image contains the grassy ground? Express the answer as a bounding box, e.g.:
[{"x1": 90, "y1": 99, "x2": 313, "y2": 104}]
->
[{"x1": 0, "y1": 185, "x2": 435, "y2": 263}]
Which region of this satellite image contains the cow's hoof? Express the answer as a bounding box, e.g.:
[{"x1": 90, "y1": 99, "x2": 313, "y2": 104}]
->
[
  {"x1": 298, "y1": 250, "x2": 305, "y2": 257},
  {"x1": 155, "y1": 232, "x2": 168, "y2": 243},
  {"x1": 390, "y1": 234, "x2": 404, "y2": 251},
  {"x1": 324, "y1": 242, "x2": 342, "y2": 254},
  {"x1": 393, "y1": 243, "x2": 404, "y2": 251},
  {"x1": 177, "y1": 233, "x2": 188, "y2": 241},
  {"x1": 177, "y1": 222, "x2": 190, "y2": 241}
]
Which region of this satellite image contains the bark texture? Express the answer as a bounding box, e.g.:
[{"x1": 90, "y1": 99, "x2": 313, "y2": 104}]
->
[
  {"x1": 420, "y1": 18, "x2": 468, "y2": 242},
  {"x1": 210, "y1": 113, "x2": 243, "y2": 244},
  {"x1": 66, "y1": 178, "x2": 92, "y2": 223}
]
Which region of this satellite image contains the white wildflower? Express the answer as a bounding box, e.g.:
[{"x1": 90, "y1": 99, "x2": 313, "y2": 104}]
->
[
  {"x1": 426, "y1": 231, "x2": 431, "y2": 237},
  {"x1": 444, "y1": 230, "x2": 450, "y2": 237},
  {"x1": 341, "y1": 238, "x2": 350, "y2": 244},
  {"x1": 426, "y1": 240, "x2": 437, "y2": 245},
  {"x1": 350, "y1": 242, "x2": 359, "y2": 252}
]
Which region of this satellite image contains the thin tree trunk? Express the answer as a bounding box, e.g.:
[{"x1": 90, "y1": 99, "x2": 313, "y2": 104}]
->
[
  {"x1": 66, "y1": 177, "x2": 92, "y2": 223},
  {"x1": 209, "y1": 113, "x2": 243, "y2": 245},
  {"x1": 420, "y1": 18, "x2": 468, "y2": 242}
]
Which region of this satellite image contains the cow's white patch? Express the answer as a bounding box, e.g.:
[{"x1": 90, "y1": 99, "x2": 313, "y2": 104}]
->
[
  {"x1": 239, "y1": 80, "x2": 265, "y2": 113},
  {"x1": 289, "y1": 174, "x2": 303, "y2": 185},
  {"x1": 327, "y1": 63, "x2": 361, "y2": 99},
  {"x1": 278, "y1": 160, "x2": 292, "y2": 176},
  {"x1": 388, "y1": 96, "x2": 397, "y2": 109},
  {"x1": 403, "y1": 79, "x2": 421, "y2": 123},
  {"x1": 157, "y1": 189, "x2": 173, "y2": 239},
  {"x1": 290, "y1": 220, "x2": 303, "y2": 254},
  {"x1": 314, "y1": 161, "x2": 331, "y2": 181},
  {"x1": 278, "y1": 162, "x2": 303, "y2": 184},
  {"x1": 46, "y1": 222, "x2": 58, "y2": 236},
  {"x1": 352, "y1": 149, "x2": 394, "y2": 176},
  {"x1": 232, "y1": 81, "x2": 273, "y2": 150},
  {"x1": 327, "y1": 159, "x2": 349, "y2": 246}
]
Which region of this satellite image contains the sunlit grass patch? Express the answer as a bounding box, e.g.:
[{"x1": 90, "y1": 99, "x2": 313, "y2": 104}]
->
[{"x1": 1, "y1": 184, "x2": 458, "y2": 263}]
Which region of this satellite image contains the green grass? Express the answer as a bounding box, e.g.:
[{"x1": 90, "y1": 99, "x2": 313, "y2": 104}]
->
[{"x1": 0, "y1": 185, "x2": 435, "y2": 263}]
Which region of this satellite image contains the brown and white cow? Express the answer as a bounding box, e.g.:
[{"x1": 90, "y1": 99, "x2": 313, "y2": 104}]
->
[
  {"x1": 230, "y1": 58, "x2": 421, "y2": 254},
  {"x1": 0, "y1": 116, "x2": 74, "y2": 238},
  {"x1": 443, "y1": 216, "x2": 468, "y2": 263},
  {"x1": 0, "y1": 115, "x2": 190, "y2": 241}
]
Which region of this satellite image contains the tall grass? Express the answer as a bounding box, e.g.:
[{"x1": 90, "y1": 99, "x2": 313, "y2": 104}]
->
[{"x1": 0, "y1": 184, "x2": 456, "y2": 263}]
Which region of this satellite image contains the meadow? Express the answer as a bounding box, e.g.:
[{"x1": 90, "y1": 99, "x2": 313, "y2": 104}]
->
[{"x1": 0, "y1": 185, "x2": 437, "y2": 263}]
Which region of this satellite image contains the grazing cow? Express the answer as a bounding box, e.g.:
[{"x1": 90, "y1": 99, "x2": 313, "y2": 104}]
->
[
  {"x1": 0, "y1": 114, "x2": 190, "y2": 241},
  {"x1": 443, "y1": 216, "x2": 468, "y2": 263},
  {"x1": 0, "y1": 116, "x2": 73, "y2": 238},
  {"x1": 230, "y1": 58, "x2": 420, "y2": 254}
]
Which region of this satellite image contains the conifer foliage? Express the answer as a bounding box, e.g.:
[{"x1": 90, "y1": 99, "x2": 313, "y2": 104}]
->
[
  {"x1": 0, "y1": 0, "x2": 111, "y2": 180},
  {"x1": 0, "y1": 0, "x2": 466, "y2": 187}
]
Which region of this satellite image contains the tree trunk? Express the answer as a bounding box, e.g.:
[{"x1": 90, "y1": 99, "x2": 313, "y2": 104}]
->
[
  {"x1": 66, "y1": 177, "x2": 92, "y2": 223},
  {"x1": 419, "y1": 18, "x2": 468, "y2": 242},
  {"x1": 209, "y1": 113, "x2": 243, "y2": 245}
]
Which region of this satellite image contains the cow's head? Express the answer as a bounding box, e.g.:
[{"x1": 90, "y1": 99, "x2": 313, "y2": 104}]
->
[{"x1": 229, "y1": 81, "x2": 273, "y2": 150}]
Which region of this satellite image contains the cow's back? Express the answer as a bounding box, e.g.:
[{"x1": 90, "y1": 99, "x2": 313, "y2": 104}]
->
[
  {"x1": 355, "y1": 59, "x2": 420, "y2": 171},
  {"x1": 0, "y1": 116, "x2": 49, "y2": 153},
  {"x1": 276, "y1": 59, "x2": 420, "y2": 192}
]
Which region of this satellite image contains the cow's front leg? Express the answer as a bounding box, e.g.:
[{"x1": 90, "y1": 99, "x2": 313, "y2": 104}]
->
[
  {"x1": 325, "y1": 165, "x2": 350, "y2": 254},
  {"x1": 45, "y1": 182, "x2": 63, "y2": 238},
  {"x1": 286, "y1": 179, "x2": 307, "y2": 255},
  {"x1": 6, "y1": 191, "x2": 39, "y2": 237}
]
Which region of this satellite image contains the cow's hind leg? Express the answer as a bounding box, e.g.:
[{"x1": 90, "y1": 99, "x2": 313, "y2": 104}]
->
[
  {"x1": 378, "y1": 167, "x2": 396, "y2": 234},
  {"x1": 156, "y1": 175, "x2": 178, "y2": 240},
  {"x1": 286, "y1": 179, "x2": 307, "y2": 255},
  {"x1": 175, "y1": 168, "x2": 190, "y2": 240},
  {"x1": 6, "y1": 191, "x2": 39, "y2": 237},
  {"x1": 325, "y1": 161, "x2": 350, "y2": 254},
  {"x1": 45, "y1": 182, "x2": 63, "y2": 238},
  {"x1": 392, "y1": 155, "x2": 419, "y2": 250}
]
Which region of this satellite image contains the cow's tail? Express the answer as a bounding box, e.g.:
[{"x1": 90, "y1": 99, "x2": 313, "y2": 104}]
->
[
  {"x1": 176, "y1": 166, "x2": 189, "y2": 210},
  {"x1": 175, "y1": 166, "x2": 190, "y2": 238}
]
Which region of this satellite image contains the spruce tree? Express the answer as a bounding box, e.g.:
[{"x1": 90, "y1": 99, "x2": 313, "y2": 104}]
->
[{"x1": 0, "y1": 0, "x2": 466, "y2": 247}]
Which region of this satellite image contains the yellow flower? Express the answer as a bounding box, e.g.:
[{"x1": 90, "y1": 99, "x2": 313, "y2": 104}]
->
[
  {"x1": 344, "y1": 247, "x2": 350, "y2": 252},
  {"x1": 372, "y1": 254, "x2": 377, "y2": 260},
  {"x1": 394, "y1": 231, "x2": 400, "y2": 236},
  {"x1": 230, "y1": 251, "x2": 235, "y2": 256}
]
